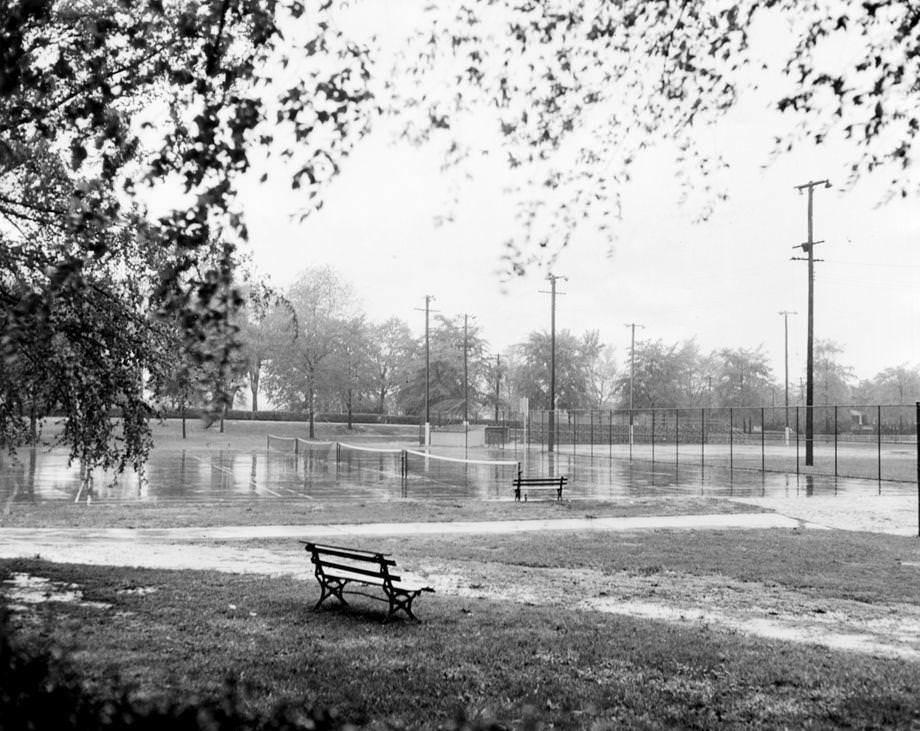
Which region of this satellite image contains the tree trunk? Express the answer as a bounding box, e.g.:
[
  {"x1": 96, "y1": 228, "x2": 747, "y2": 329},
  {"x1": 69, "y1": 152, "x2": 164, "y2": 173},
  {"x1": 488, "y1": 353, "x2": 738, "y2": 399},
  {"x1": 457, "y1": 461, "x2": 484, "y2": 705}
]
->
[
  {"x1": 181, "y1": 401, "x2": 187, "y2": 439},
  {"x1": 308, "y1": 383, "x2": 315, "y2": 439},
  {"x1": 249, "y1": 363, "x2": 260, "y2": 419},
  {"x1": 347, "y1": 388, "x2": 353, "y2": 430}
]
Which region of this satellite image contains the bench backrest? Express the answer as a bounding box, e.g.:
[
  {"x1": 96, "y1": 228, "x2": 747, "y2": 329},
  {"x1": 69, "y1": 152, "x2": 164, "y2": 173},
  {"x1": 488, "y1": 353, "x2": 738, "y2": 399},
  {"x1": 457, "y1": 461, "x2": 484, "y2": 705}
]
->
[
  {"x1": 513, "y1": 474, "x2": 567, "y2": 486},
  {"x1": 302, "y1": 541, "x2": 400, "y2": 583}
]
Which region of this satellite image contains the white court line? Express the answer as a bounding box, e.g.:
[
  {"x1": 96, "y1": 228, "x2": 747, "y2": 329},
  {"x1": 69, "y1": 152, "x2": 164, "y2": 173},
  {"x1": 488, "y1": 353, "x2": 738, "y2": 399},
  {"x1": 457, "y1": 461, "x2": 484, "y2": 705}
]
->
[
  {"x1": 190, "y1": 452, "x2": 303, "y2": 499},
  {"x1": 188, "y1": 453, "x2": 234, "y2": 477},
  {"x1": 404, "y1": 449, "x2": 519, "y2": 467},
  {"x1": 276, "y1": 486, "x2": 314, "y2": 500}
]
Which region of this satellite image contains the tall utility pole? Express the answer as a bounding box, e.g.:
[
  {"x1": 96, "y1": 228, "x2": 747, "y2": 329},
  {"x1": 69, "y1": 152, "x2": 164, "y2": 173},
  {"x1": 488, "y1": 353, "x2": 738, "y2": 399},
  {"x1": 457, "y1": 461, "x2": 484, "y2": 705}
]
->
[
  {"x1": 792, "y1": 179, "x2": 831, "y2": 466},
  {"x1": 415, "y1": 295, "x2": 437, "y2": 447},
  {"x1": 778, "y1": 310, "x2": 797, "y2": 432},
  {"x1": 541, "y1": 274, "x2": 567, "y2": 453},
  {"x1": 624, "y1": 322, "x2": 645, "y2": 448}
]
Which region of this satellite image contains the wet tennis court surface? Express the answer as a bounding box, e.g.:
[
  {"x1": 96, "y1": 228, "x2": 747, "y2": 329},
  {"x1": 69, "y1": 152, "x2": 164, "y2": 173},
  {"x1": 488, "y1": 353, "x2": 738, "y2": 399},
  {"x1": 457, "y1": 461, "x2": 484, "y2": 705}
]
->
[{"x1": 0, "y1": 441, "x2": 913, "y2": 504}]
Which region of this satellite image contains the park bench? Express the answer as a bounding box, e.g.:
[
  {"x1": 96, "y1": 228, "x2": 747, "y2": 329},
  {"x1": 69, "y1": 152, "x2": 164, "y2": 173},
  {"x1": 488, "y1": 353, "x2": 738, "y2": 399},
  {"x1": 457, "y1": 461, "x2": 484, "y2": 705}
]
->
[
  {"x1": 300, "y1": 541, "x2": 434, "y2": 621},
  {"x1": 512, "y1": 472, "x2": 567, "y2": 502}
]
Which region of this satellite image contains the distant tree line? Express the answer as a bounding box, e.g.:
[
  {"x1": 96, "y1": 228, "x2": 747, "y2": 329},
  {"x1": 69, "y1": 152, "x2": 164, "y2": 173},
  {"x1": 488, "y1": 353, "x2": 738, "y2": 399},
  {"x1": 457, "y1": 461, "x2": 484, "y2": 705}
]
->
[{"x1": 213, "y1": 267, "x2": 920, "y2": 430}]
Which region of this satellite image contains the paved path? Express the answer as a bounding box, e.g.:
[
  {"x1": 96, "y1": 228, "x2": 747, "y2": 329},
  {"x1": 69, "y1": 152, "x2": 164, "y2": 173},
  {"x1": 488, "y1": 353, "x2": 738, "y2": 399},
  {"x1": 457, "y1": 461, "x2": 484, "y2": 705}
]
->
[
  {"x1": 0, "y1": 512, "x2": 806, "y2": 544},
  {"x1": 0, "y1": 513, "x2": 809, "y2": 576}
]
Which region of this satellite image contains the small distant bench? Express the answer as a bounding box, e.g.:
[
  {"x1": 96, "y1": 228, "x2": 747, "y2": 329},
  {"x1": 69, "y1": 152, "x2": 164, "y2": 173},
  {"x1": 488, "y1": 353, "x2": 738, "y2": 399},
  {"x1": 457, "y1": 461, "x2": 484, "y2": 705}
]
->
[
  {"x1": 512, "y1": 472, "x2": 567, "y2": 502},
  {"x1": 301, "y1": 541, "x2": 434, "y2": 621}
]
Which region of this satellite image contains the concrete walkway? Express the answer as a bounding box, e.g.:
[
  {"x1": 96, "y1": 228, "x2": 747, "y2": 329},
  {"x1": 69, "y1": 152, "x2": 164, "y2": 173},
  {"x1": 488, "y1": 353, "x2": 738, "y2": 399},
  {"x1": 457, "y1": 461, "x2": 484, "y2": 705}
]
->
[
  {"x1": 0, "y1": 512, "x2": 814, "y2": 577},
  {"x1": 0, "y1": 511, "x2": 807, "y2": 545}
]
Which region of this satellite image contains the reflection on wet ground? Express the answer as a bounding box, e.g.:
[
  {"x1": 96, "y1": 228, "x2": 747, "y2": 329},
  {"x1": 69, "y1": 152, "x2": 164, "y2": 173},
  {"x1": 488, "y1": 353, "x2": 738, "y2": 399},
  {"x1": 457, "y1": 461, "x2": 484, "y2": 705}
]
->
[{"x1": 0, "y1": 443, "x2": 913, "y2": 503}]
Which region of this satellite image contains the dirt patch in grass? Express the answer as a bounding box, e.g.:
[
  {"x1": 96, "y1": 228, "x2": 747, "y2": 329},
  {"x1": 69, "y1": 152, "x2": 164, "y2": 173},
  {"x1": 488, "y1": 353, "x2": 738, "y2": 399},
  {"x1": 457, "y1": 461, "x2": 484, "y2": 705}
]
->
[{"x1": 416, "y1": 558, "x2": 920, "y2": 661}]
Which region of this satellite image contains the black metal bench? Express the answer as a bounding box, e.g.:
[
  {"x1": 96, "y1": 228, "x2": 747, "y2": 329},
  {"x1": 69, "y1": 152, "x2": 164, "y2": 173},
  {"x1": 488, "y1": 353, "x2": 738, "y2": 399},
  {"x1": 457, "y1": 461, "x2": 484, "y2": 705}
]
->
[
  {"x1": 300, "y1": 541, "x2": 434, "y2": 621},
  {"x1": 512, "y1": 473, "x2": 567, "y2": 501}
]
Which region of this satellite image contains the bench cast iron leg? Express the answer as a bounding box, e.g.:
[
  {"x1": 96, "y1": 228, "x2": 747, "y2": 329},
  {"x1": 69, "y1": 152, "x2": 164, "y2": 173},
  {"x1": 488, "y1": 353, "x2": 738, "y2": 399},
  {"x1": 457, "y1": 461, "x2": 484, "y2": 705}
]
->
[
  {"x1": 384, "y1": 589, "x2": 420, "y2": 622},
  {"x1": 314, "y1": 578, "x2": 350, "y2": 611}
]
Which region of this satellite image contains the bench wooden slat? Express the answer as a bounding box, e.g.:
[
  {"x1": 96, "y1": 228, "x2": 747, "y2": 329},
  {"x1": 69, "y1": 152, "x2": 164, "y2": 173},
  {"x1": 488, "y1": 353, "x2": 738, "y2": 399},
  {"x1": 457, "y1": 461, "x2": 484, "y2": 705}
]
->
[
  {"x1": 321, "y1": 570, "x2": 388, "y2": 586},
  {"x1": 318, "y1": 559, "x2": 401, "y2": 583},
  {"x1": 301, "y1": 542, "x2": 395, "y2": 564}
]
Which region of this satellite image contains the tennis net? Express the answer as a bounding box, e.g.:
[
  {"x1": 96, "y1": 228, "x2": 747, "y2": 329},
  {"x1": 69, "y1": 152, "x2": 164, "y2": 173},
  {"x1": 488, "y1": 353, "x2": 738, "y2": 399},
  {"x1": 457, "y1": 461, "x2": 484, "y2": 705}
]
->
[
  {"x1": 336, "y1": 442, "x2": 407, "y2": 482},
  {"x1": 296, "y1": 438, "x2": 333, "y2": 455},
  {"x1": 403, "y1": 449, "x2": 520, "y2": 492},
  {"x1": 266, "y1": 434, "x2": 297, "y2": 454}
]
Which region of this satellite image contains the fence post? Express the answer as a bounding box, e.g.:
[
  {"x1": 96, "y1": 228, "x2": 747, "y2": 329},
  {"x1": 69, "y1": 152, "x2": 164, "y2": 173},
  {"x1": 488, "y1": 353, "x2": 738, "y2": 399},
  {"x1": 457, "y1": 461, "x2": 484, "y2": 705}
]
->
[
  {"x1": 573, "y1": 411, "x2": 577, "y2": 458},
  {"x1": 795, "y1": 407, "x2": 800, "y2": 475},
  {"x1": 627, "y1": 409, "x2": 633, "y2": 462},
  {"x1": 675, "y1": 408, "x2": 680, "y2": 469},
  {"x1": 834, "y1": 405, "x2": 838, "y2": 477},
  {"x1": 915, "y1": 402, "x2": 919, "y2": 538},
  {"x1": 700, "y1": 408, "x2": 705, "y2": 468},
  {"x1": 878, "y1": 404, "x2": 883, "y2": 483},
  {"x1": 729, "y1": 407, "x2": 734, "y2": 472},
  {"x1": 591, "y1": 410, "x2": 595, "y2": 457},
  {"x1": 761, "y1": 407, "x2": 765, "y2": 473},
  {"x1": 608, "y1": 410, "x2": 613, "y2": 459},
  {"x1": 651, "y1": 409, "x2": 655, "y2": 463}
]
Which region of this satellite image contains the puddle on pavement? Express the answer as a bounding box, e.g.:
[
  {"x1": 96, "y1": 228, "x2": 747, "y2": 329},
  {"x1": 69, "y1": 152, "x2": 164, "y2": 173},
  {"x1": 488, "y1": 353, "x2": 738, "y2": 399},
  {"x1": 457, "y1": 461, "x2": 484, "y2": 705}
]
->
[
  {"x1": 1, "y1": 572, "x2": 112, "y2": 611},
  {"x1": 1, "y1": 443, "x2": 915, "y2": 505}
]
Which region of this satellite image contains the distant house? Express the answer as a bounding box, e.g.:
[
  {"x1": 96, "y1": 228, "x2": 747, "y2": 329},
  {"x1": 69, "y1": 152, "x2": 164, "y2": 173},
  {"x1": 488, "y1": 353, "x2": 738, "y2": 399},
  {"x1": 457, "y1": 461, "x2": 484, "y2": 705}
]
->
[{"x1": 849, "y1": 410, "x2": 871, "y2": 431}]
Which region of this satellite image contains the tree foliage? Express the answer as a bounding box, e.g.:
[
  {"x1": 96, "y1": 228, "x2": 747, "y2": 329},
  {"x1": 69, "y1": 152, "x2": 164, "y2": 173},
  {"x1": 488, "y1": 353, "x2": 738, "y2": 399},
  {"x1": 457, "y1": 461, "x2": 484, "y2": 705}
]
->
[
  {"x1": 712, "y1": 346, "x2": 775, "y2": 408},
  {"x1": 399, "y1": 314, "x2": 490, "y2": 419},
  {"x1": 813, "y1": 339, "x2": 855, "y2": 406},
  {"x1": 392, "y1": 1, "x2": 920, "y2": 275},
  {"x1": 367, "y1": 317, "x2": 418, "y2": 414},
  {"x1": 861, "y1": 363, "x2": 920, "y2": 404},
  {"x1": 264, "y1": 266, "x2": 358, "y2": 435},
  {"x1": 614, "y1": 338, "x2": 701, "y2": 409},
  {"x1": 0, "y1": 0, "x2": 375, "y2": 468},
  {"x1": 509, "y1": 329, "x2": 604, "y2": 410}
]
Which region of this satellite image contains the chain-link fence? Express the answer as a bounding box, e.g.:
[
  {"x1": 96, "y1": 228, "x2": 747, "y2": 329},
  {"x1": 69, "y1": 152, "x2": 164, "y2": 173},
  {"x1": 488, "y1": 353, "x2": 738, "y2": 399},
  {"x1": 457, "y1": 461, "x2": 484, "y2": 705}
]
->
[{"x1": 521, "y1": 405, "x2": 919, "y2": 482}]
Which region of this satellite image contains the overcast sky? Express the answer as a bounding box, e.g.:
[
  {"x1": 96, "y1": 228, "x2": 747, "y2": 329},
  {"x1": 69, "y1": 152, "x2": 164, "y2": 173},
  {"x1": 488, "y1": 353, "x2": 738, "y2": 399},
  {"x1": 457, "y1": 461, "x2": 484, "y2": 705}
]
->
[{"x1": 238, "y1": 4, "x2": 920, "y2": 385}]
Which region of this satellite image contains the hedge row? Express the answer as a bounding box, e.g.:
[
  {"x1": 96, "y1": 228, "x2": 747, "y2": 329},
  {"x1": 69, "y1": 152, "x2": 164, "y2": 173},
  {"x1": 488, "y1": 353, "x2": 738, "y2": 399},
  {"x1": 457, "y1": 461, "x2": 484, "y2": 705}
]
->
[{"x1": 162, "y1": 410, "x2": 423, "y2": 426}]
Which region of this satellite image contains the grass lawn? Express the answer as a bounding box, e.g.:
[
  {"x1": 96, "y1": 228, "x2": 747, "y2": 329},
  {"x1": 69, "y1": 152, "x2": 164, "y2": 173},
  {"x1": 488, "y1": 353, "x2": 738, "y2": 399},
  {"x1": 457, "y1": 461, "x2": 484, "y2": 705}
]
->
[
  {"x1": 4, "y1": 527, "x2": 920, "y2": 729},
  {"x1": 0, "y1": 495, "x2": 763, "y2": 529}
]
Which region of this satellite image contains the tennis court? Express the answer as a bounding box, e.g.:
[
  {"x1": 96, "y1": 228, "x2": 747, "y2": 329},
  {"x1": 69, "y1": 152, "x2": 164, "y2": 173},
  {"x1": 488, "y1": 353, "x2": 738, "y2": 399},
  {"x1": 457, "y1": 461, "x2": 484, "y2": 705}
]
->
[{"x1": 0, "y1": 434, "x2": 915, "y2": 504}]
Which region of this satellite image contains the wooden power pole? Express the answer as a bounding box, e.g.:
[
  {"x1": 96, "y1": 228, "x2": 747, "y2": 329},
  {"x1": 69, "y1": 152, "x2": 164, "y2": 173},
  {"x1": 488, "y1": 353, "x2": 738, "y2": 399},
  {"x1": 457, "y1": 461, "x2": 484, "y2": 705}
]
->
[{"x1": 792, "y1": 179, "x2": 830, "y2": 466}]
